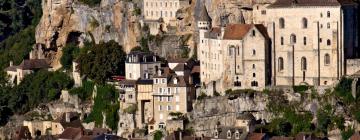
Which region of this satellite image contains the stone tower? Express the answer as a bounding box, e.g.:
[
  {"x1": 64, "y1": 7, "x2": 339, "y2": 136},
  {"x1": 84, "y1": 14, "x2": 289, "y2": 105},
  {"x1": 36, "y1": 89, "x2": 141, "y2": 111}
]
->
[{"x1": 198, "y1": 4, "x2": 212, "y2": 39}]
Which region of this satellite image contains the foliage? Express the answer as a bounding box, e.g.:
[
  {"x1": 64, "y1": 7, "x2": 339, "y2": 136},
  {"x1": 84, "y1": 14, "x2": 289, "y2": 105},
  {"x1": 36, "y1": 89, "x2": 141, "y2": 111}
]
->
[
  {"x1": 0, "y1": 0, "x2": 42, "y2": 41},
  {"x1": 78, "y1": 0, "x2": 101, "y2": 7},
  {"x1": 213, "y1": 91, "x2": 221, "y2": 96},
  {"x1": 124, "y1": 104, "x2": 137, "y2": 114},
  {"x1": 133, "y1": 6, "x2": 141, "y2": 16},
  {"x1": 77, "y1": 40, "x2": 126, "y2": 84},
  {"x1": 293, "y1": 85, "x2": 309, "y2": 94},
  {"x1": 0, "y1": 26, "x2": 36, "y2": 70},
  {"x1": 85, "y1": 84, "x2": 119, "y2": 130},
  {"x1": 153, "y1": 130, "x2": 163, "y2": 140},
  {"x1": 69, "y1": 80, "x2": 94, "y2": 101},
  {"x1": 169, "y1": 112, "x2": 186, "y2": 120},
  {"x1": 333, "y1": 77, "x2": 354, "y2": 104},
  {"x1": 181, "y1": 47, "x2": 190, "y2": 58},
  {"x1": 197, "y1": 92, "x2": 208, "y2": 100},
  {"x1": 60, "y1": 43, "x2": 80, "y2": 70},
  {"x1": 341, "y1": 128, "x2": 354, "y2": 140}
]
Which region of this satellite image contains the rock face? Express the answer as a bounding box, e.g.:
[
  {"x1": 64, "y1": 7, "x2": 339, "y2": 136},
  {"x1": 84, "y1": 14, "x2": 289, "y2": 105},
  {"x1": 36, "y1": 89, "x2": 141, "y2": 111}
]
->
[
  {"x1": 35, "y1": 0, "x2": 141, "y2": 53},
  {"x1": 188, "y1": 95, "x2": 270, "y2": 137}
]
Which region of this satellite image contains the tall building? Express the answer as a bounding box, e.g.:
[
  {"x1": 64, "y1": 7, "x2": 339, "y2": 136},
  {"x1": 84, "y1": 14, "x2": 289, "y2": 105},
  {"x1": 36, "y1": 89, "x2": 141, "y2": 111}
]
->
[
  {"x1": 263, "y1": 0, "x2": 358, "y2": 86},
  {"x1": 198, "y1": 4, "x2": 271, "y2": 93},
  {"x1": 143, "y1": 0, "x2": 189, "y2": 34}
]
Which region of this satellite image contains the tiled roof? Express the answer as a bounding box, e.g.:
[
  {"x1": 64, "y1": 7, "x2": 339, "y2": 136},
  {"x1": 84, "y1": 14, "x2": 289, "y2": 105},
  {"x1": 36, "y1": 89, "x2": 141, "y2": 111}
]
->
[
  {"x1": 350, "y1": 132, "x2": 360, "y2": 140},
  {"x1": 58, "y1": 127, "x2": 82, "y2": 139},
  {"x1": 18, "y1": 59, "x2": 51, "y2": 70},
  {"x1": 168, "y1": 58, "x2": 189, "y2": 63},
  {"x1": 191, "y1": 66, "x2": 200, "y2": 74},
  {"x1": 205, "y1": 24, "x2": 269, "y2": 40},
  {"x1": 246, "y1": 133, "x2": 266, "y2": 140},
  {"x1": 271, "y1": 136, "x2": 295, "y2": 140},
  {"x1": 269, "y1": 0, "x2": 356, "y2": 8},
  {"x1": 173, "y1": 63, "x2": 190, "y2": 72},
  {"x1": 54, "y1": 112, "x2": 83, "y2": 129}
]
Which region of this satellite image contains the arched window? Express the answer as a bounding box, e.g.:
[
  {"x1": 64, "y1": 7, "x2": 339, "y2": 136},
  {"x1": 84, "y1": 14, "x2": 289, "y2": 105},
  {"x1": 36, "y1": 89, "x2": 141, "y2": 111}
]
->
[
  {"x1": 281, "y1": 37, "x2": 284, "y2": 45},
  {"x1": 252, "y1": 49, "x2": 256, "y2": 55},
  {"x1": 252, "y1": 64, "x2": 255, "y2": 69},
  {"x1": 327, "y1": 11, "x2": 330, "y2": 18},
  {"x1": 251, "y1": 81, "x2": 259, "y2": 87},
  {"x1": 290, "y1": 34, "x2": 296, "y2": 44},
  {"x1": 325, "y1": 54, "x2": 330, "y2": 65},
  {"x1": 279, "y1": 18, "x2": 285, "y2": 29},
  {"x1": 327, "y1": 39, "x2": 331, "y2": 46},
  {"x1": 278, "y1": 57, "x2": 284, "y2": 71},
  {"x1": 303, "y1": 37, "x2": 307, "y2": 45},
  {"x1": 301, "y1": 57, "x2": 307, "y2": 70},
  {"x1": 302, "y1": 18, "x2": 308, "y2": 28},
  {"x1": 253, "y1": 73, "x2": 256, "y2": 77}
]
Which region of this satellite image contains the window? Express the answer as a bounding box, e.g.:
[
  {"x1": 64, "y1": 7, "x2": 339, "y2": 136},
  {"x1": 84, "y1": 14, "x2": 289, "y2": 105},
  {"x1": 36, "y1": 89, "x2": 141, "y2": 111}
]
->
[
  {"x1": 159, "y1": 105, "x2": 162, "y2": 111},
  {"x1": 253, "y1": 73, "x2": 256, "y2": 77},
  {"x1": 168, "y1": 97, "x2": 172, "y2": 102},
  {"x1": 325, "y1": 54, "x2": 330, "y2": 65},
  {"x1": 235, "y1": 132, "x2": 240, "y2": 139},
  {"x1": 253, "y1": 64, "x2": 256, "y2": 69},
  {"x1": 278, "y1": 57, "x2": 284, "y2": 71},
  {"x1": 251, "y1": 81, "x2": 258, "y2": 87},
  {"x1": 279, "y1": 18, "x2": 285, "y2": 29},
  {"x1": 162, "y1": 79, "x2": 165, "y2": 83},
  {"x1": 227, "y1": 131, "x2": 232, "y2": 138},
  {"x1": 327, "y1": 23, "x2": 330, "y2": 29},
  {"x1": 319, "y1": 38, "x2": 322, "y2": 43},
  {"x1": 301, "y1": 57, "x2": 307, "y2": 70},
  {"x1": 302, "y1": 18, "x2": 308, "y2": 28},
  {"x1": 128, "y1": 94, "x2": 133, "y2": 99},
  {"x1": 155, "y1": 79, "x2": 158, "y2": 84},
  {"x1": 159, "y1": 122, "x2": 165, "y2": 128},
  {"x1": 215, "y1": 132, "x2": 219, "y2": 138},
  {"x1": 261, "y1": 10, "x2": 266, "y2": 15},
  {"x1": 320, "y1": 13, "x2": 323, "y2": 17},
  {"x1": 252, "y1": 49, "x2": 256, "y2": 55},
  {"x1": 327, "y1": 39, "x2": 331, "y2": 46},
  {"x1": 327, "y1": 11, "x2": 330, "y2": 18},
  {"x1": 234, "y1": 81, "x2": 241, "y2": 87},
  {"x1": 167, "y1": 105, "x2": 172, "y2": 111},
  {"x1": 252, "y1": 30, "x2": 256, "y2": 36},
  {"x1": 290, "y1": 34, "x2": 296, "y2": 44},
  {"x1": 281, "y1": 37, "x2": 284, "y2": 45},
  {"x1": 304, "y1": 37, "x2": 307, "y2": 45}
]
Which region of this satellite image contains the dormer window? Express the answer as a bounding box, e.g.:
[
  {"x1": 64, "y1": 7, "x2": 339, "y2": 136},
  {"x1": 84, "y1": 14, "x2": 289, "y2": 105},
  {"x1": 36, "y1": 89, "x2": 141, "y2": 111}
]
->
[
  {"x1": 214, "y1": 131, "x2": 219, "y2": 138},
  {"x1": 174, "y1": 78, "x2": 178, "y2": 84},
  {"x1": 235, "y1": 132, "x2": 240, "y2": 139},
  {"x1": 227, "y1": 131, "x2": 232, "y2": 139}
]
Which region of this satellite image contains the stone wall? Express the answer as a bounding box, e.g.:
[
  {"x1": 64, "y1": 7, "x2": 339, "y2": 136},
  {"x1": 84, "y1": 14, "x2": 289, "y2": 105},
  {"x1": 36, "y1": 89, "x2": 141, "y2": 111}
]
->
[{"x1": 346, "y1": 59, "x2": 360, "y2": 76}]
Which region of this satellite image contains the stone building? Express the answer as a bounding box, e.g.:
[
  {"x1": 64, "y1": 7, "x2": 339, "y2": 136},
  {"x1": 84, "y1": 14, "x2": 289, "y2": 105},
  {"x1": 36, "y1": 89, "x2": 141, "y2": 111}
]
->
[
  {"x1": 136, "y1": 79, "x2": 154, "y2": 129},
  {"x1": 142, "y1": 0, "x2": 189, "y2": 34},
  {"x1": 125, "y1": 51, "x2": 161, "y2": 80},
  {"x1": 149, "y1": 65, "x2": 196, "y2": 133},
  {"x1": 255, "y1": 0, "x2": 359, "y2": 86},
  {"x1": 198, "y1": 4, "x2": 271, "y2": 93}
]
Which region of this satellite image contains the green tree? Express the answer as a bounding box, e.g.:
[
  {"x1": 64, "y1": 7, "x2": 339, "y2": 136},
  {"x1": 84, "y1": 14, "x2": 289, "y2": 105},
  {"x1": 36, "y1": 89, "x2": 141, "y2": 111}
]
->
[
  {"x1": 60, "y1": 43, "x2": 79, "y2": 70},
  {"x1": 154, "y1": 130, "x2": 163, "y2": 140},
  {"x1": 77, "y1": 40, "x2": 126, "y2": 84}
]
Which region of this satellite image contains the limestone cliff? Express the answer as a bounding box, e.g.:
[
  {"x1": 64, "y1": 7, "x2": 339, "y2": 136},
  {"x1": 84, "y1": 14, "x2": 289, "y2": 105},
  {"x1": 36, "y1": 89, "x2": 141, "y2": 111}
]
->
[{"x1": 35, "y1": 0, "x2": 141, "y2": 67}]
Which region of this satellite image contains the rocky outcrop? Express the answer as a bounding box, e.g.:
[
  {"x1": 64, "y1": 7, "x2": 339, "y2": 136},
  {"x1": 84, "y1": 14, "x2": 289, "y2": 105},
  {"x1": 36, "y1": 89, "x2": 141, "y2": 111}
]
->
[
  {"x1": 35, "y1": 0, "x2": 141, "y2": 67},
  {"x1": 188, "y1": 95, "x2": 270, "y2": 137}
]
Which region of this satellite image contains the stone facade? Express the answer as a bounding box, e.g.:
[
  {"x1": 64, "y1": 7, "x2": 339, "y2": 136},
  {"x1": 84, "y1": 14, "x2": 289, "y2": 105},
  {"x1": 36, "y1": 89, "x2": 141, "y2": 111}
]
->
[
  {"x1": 143, "y1": 0, "x2": 189, "y2": 34},
  {"x1": 150, "y1": 66, "x2": 196, "y2": 133},
  {"x1": 198, "y1": 6, "x2": 271, "y2": 93},
  {"x1": 125, "y1": 52, "x2": 161, "y2": 80},
  {"x1": 257, "y1": 0, "x2": 359, "y2": 86}
]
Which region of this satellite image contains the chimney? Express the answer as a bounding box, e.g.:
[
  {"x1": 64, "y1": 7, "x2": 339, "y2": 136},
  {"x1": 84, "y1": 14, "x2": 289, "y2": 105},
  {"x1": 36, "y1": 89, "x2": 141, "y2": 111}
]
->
[
  {"x1": 9, "y1": 61, "x2": 13, "y2": 67},
  {"x1": 65, "y1": 112, "x2": 71, "y2": 123}
]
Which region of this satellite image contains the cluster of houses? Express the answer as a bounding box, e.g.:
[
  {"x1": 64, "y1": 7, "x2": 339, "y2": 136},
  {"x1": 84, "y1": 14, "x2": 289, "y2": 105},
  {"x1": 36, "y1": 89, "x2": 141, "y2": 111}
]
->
[{"x1": 5, "y1": 0, "x2": 360, "y2": 139}]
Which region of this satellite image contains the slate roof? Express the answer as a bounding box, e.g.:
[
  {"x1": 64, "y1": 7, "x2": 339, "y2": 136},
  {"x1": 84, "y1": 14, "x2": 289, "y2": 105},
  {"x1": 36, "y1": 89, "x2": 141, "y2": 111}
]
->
[
  {"x1": 199, "y1": 4, "x2": 212, "y2": 22},
  {"x1": 246, "y1": 133, "x2": 267, "y2": 140},
  {"x1": 215, "y1": 126, "x2": 247, "y2": 140},
  {"x1": 58, "y1": 127, "x2": 82, "y2": 140},
  {"x1": 269, "y1": 0, "x2": 356, "y2": 8},
  {"x1": 5, "y1": 59, "x2": 50, "y2": 72}
]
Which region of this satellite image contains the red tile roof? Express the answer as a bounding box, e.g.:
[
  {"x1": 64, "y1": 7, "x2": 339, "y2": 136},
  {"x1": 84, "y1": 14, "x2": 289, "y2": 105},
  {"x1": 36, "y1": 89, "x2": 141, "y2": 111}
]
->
[{"x1": 58, "y1": 127, "x2": 82, "y2": 139}]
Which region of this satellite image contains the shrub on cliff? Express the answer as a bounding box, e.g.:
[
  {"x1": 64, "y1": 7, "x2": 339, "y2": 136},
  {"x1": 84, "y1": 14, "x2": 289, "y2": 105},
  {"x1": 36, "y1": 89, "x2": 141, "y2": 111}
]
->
[{"x1": 78, "y1": 0, "x2": 102, "y2": 7}]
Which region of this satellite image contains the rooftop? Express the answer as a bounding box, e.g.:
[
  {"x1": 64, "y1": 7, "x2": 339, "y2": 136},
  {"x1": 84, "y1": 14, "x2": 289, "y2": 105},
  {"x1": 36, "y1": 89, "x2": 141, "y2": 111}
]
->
[{"x1": 269, "y1": 0, "x2": 356, "y2": 8}]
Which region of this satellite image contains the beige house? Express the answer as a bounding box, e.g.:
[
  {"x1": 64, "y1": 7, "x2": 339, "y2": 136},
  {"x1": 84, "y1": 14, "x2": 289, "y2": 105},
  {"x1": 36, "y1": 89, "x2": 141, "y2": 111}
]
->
[
  {"x1": 125, "y1": 51, "x2": 161, "y2": 80},
  {"x1": 198, "y1": 5, "x2": 271, "y2": 93},
  {"x1": 51, "y1": 112, "x2": 83, "y2": 135},
  {"x1": 142, "y1": 0, "x2": 189, "y2": 34},
  {"x1": 149, "y1": 65, "x2": 195, "y2": 132},
  {"x1": 256, "y1": 0, "x2": 358, "y2": 86},
  {"x1": 5, "y1": 59, "x2": 51, "y2": 85}
]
